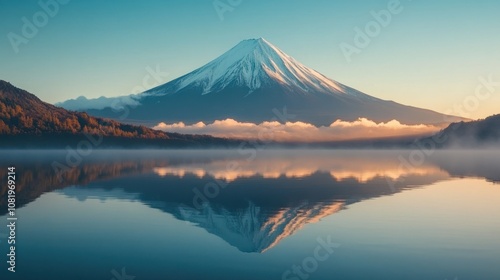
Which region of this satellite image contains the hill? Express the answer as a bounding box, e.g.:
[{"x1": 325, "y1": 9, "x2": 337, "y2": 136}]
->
[
  {"x1": 0, "y1": 80, "x2": 234, "y2": 148},
  {"x1": 423, "y1": 114, "x2": 500, "y2": 148}
]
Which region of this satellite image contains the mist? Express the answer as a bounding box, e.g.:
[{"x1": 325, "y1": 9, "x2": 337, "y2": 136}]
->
[{"x1": 154, "y1": 118, "x2": 443, "y2": 143}]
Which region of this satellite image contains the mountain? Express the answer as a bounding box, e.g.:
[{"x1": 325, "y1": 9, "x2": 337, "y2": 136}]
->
[
  {"x1": 4, "y1": 150, "x2": 499, "y2": 251},
  {"x1": 58, "y1": 38, "x2": 463, "y2": 126},
  {"x1": 175, "y1": 201, "x2": 345, "y2": 253},
  {"x1": 0, "y1": 80, "x2": 234, "y2": 148},
  {"x1": 423, "y1": 114, "x2": 500, "y2": 148},
  {"x1": 59, "y1": 158, "x2": 449, "y2": 253}
]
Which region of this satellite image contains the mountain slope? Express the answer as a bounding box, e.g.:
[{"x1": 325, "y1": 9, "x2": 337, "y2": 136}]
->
[
  {"x1": 58, "y1": 38, "x2": 463, "y2": 126},
  {"x1": 423, "y1": 114, "x2": 500, "y2": 148},
  {"x1": 160, "y1": 38, "x2": 362, "y2": 97},
  {"x1": 0, "y1": 80, "x2": 233, "y2": 147}
]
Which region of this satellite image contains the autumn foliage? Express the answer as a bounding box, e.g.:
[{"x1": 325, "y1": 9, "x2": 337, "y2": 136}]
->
[{"x1": 0, "y1": 81, "x2": 173, "y2": 139}]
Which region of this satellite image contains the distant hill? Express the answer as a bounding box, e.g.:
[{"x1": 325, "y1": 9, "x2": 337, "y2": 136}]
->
[
  {"x1": 423, "y1": 114, "x2": 500, "y2": 148},
  {"x1": 0, "y1": 80, "x2": 234, "y2": 148}
]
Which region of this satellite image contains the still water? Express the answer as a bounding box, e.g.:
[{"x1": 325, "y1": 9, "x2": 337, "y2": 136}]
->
[{"x1": 0, "y1": 150, "x2": 499, "y2": 280}]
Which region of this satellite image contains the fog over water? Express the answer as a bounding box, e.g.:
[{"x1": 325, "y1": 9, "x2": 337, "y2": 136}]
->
[{"x1": 0, "y1": 149, "x2": 499, "y2": 279}]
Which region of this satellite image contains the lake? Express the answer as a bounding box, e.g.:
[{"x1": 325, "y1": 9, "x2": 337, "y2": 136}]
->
[{"x1": 0, "y1": 149, "x2": 499, "y2": 280}]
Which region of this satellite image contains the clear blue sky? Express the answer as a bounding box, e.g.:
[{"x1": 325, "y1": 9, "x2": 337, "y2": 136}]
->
[{"x1": 1, "y1": 0, "x2": 499, "y2": 119}]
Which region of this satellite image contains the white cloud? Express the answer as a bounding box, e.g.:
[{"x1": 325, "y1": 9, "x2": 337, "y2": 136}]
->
[{"x1": 153, "y1": 118, "x2": 442, "y2": 142}]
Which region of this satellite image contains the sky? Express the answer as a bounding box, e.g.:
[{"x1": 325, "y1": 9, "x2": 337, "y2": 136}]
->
[{"x1": 1, "y1": 0, "x2": 499, "y2": 119}]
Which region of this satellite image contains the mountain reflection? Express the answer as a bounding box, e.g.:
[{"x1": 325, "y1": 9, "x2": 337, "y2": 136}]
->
[
  {"x1": 152, "y1": 155, "x2": 443, "y2": 182},
  {"x1": 1, "y1": 150, "x2": 498, "y2": 253},
  {"x1": 176, "y1": 200, "x2": 345, "y2": 252}
]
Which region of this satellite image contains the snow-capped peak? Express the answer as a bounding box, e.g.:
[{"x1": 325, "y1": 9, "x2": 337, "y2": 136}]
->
[
  {"x1": 165, "y1": 38, "x2": 348, "y2": 95},
  {"x1": 57, "y1": 38, "x2": 374, "y2": 112}
]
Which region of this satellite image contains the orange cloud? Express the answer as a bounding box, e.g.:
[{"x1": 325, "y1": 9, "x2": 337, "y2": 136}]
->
[{"x1": 153, "y1": 118, "x2": 442, "y2": 142}]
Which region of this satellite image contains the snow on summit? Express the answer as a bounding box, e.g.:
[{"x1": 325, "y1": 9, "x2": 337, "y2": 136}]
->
[
  {"x1": 151, "y1": 37, "x2": 349, "y2": 96},
  {"x1": 57, "y1": 38, "x2": 464, "y2": 126},
  {"x1": 59, "y1": 38, "x2": 369, "y2": 110}
]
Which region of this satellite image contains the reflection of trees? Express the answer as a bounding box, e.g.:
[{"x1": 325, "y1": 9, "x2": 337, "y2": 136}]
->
[
  {"x1": 0, "y1": 160, "x2": 168, "y2": 214},
  {"x1": 428, "y1": 151, "x2": 500, "y2": 183},
  {"x1": 1, "y1": 150, "x2": 498, "y2": 218}
]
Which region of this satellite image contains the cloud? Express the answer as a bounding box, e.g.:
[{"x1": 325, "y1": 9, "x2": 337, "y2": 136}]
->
[
  {"x1": 56, "y1": 95, "x2": 140, "y2": 111},
  {"x1": 153, "y1": 118, "x2": 442, "y2": 142}
]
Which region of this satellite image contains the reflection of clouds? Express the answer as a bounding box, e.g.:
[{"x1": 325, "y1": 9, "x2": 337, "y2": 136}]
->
[
  {"x1": 153, "y1": 118, "x2": 442, "y2": 142},
  {"x1": 153, "y1": 167, "x2": 206, "y2": 178},
  {"x1": 330, "y1": 167, "x2": 442, "y2": 182},
  {"x1": 153, "y1": 155, "x2": 447, "y2": 182}
]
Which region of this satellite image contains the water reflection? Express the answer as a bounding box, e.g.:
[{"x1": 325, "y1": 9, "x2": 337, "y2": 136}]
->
[
  {"x1": 176, "y1": 200, "x2": 346, "y2": 253},
  {"x1": 0, "y1": 150, "x2": 498, "y2": 253},
  {"x1": 152, "y1": 155, "x2": 443, "y2": 182}
]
